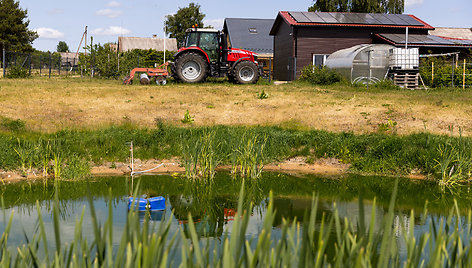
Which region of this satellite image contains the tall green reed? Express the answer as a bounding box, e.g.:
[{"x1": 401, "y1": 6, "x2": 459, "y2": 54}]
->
[
  {"x1": 231, "y1": 132, "x2": 267, "y2": 179},
  {"x1": 181, "y1": 130, "x2": 221, "y2": 180}
]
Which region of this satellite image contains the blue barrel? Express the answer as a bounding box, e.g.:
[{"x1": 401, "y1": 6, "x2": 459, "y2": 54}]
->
[{"x1": 128, "y1": 196, "x2": 165, "y2": 211}]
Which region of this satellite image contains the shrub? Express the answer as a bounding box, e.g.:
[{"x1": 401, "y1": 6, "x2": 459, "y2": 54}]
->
[
  {"x1": 79, "y1": 44, "x2": 176, "y2": 78},
  {"x1": 5, "y1": 65, "x2": 30, "y2": 78},
  {"x1": 373, "y1": 79, "x2": 401, "y2": 90},
  {"x1": 299, "y1": 65, "x2": 342, "y2": 85}
]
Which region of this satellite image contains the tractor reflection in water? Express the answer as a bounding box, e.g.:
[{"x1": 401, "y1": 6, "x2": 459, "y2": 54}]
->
[{"x1": 168, "y1": 194, "x2": 240, "y2": 238}]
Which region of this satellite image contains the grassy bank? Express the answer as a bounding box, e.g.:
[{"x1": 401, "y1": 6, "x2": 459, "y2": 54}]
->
[
  {"x1": 1, "y1": 123, "x2": 471, "y2": 183},
  {"x1": 1, "y1": 77, "x2": 472, "y2": 135}
]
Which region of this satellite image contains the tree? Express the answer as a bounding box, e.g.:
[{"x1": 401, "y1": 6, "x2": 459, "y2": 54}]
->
[
  {"x1": 164, "y1": 3, "x2": 205, "y2": 46},
  {"x1": 308, "y1": 0, "x2": 404, "y2": 14},
  {"x1": 57, "y1": 41, "x2": 69, "y2": 52},
  {"x1": 0, "y1": 0, "x2": 38, "y2": 52}
]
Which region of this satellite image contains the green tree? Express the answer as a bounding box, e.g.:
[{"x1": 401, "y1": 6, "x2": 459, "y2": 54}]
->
[
  {"x1": 309, "y1": 0, "x2": 349, "y2": 12},
  {"x1": 0, "y1": 0, "x2": 38, "y2": 52},
  {"x1": 56, "y1": 41, "x2": 69, "y2": 52},
  {"x1": 164, "y1": 3, "x2": 205, "y2": 46},
  {"x1": 308, "y1": 0, "x2": 404, "y2": 14}
]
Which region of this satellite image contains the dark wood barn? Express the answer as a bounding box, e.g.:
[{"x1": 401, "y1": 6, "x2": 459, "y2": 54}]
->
[{"x1": 269, "y1": 11, "x2": 434, "y2": 81}]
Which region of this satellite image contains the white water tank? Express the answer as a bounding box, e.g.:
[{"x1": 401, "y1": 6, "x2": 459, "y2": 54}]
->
[{"x1": 389, "y1": 48, "x2": 419, "y2": 70}]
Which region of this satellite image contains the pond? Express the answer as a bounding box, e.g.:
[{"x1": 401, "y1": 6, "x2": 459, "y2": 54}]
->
[{"x1": 1, "y1": 172, "x2": 471, "y2": 263}]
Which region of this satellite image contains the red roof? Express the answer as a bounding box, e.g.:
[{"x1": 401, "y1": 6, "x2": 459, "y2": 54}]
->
[{"x1": 270, "y1": 11, "x2": 434, "y2": 35}]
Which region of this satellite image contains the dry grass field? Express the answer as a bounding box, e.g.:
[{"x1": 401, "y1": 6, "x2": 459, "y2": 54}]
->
[{"x1": 1, "y1": 77, "x2": 472, "y2": 135}]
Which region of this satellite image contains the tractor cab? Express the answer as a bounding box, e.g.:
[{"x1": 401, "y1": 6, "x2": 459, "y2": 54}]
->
[{"x1": 184, "y1": 28, "x2": 220, "y2": 62}]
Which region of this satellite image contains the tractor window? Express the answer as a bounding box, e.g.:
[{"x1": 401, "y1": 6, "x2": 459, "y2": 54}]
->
[
  {"x1": 199, "y1": 32, "x2": 218, "y2": 62},
  {"x1": 185, "y1": 32, "x2": 198, "y2": 47}
]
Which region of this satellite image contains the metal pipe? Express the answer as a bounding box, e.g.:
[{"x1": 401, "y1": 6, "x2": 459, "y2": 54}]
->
[
  {"x1": 405, "y1": 27, "x2": 408, "y2": 49},
  {"x1": 2, "y1": 47, "x2": 5, "y2": 78}
]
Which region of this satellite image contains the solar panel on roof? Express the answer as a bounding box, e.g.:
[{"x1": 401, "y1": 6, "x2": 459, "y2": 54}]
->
[
  {"x1": 289, "y1": 11, "x2": 311, "y2": 23},
  {"x1": 364, "y1": 13, "x2": 382, "y2": 24},
  {"x1": 331, "y1": 13, "x2": 356, "y2": 24},
  {"x1": 408, "y1": 35, "x2": 425, "y2": 44},
  {"x1": 380, "y1": 14, "x2": 398, "y2": 25},
  {"x1": 289, "y1": 12, "x2": 427, "y2": 27},
  {"x1": 387, "y1": 14, "x2": 410, "y2": 25},
  {"x1": 399, "y1": 15, "x2": 424, "y2": 26},
  {"x1": 392, "y1": 14, "x2": 418, "y2": 26},
  {"x1": 316, "y1": 12, "x2": 338, "y2": 23},
  {"x1": 429, "y1": 35, "x2": 455, "y2": 45},
  {"x1": 349, "y1": 13, "x2": 369, "y2": 24},
  {"x1": 304, "y1": 12, "x2": 324, "y2": 23}
]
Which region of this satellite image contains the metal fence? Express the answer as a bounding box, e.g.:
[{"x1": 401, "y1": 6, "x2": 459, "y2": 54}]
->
[
  {"x1": 1, "y1": 50, "x2": 84, "y2": 78},
  {"x1": 419, "y1": 56, "x2": 472, "y2": 89}
]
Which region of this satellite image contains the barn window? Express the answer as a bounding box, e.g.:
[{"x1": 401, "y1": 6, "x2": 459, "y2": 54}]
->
[
  {"x1": 312, "y1": 54, "x2": 328, "y2": 68},
  {"x1": 248, "y1": 28, "x2": 257, "y2": 34}
]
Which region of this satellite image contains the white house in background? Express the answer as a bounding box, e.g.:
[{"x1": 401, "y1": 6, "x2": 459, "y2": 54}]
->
[
  {"x1": 429, "y1": 27, "x2": 472, "y2": 41},
  {"x1": 117, "y1": 36, "x2": 178, "y2": 52}
]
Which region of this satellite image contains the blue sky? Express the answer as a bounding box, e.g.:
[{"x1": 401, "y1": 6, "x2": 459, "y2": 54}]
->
[{"x1": 20, "y1": 0, "x2": 472, "y2": 52}]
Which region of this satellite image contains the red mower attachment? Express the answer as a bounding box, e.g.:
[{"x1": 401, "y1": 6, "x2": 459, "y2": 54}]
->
[{"x1": 123, "y1": 62, "x2": 169, "y2": 85}]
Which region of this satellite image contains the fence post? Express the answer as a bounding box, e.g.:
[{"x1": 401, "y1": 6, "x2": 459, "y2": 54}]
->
[
  {"x1": 39, "y1": 55, "x2": 42, "y2": 75},
  {"x1": 269, "y1": 57, "x2": 272, "y2": 83},
  {"x1": 431, "y1": 62, "x2": 434, "y2": 84},
  {"x1": 2, "y1": 47, "x2": 5, "y2": 78},
  {"x1": 58, "y1": 55, "x2": 61, "y2": 75},
  {"x1": 49, "y1": 52, "x2": 52, "y2": 78},
  {"x1": 451, "y1": 56, "x2": 455, "y2": 88},
  {"x1": 28, "y1": 54, "x2": 32, "y2": 75},
  {"x1": 464, "y1": 59, "x2": 466, "y2": 89}
]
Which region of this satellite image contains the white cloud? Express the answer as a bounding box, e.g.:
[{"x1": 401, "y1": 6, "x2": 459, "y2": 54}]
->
[
  {"x1": 35, "y1": 27, "x2": 65, "y2": 39},
  {"x1": 107, "y1": 1, "x2": 121, "y2": 7},
  {"x1": 203, "y1": 18, "x2": 224, "y2": 30},
  {"x1": 47, "y1": 8, "x2": 64, "y2": 15},
  {"x1": 96, "y1": 8, "x2": 122, "y2": 18},
  {"x1": 405, "y1": 0, "x2": 424, "y2": 7},
  {"x1": 92, "y1": 26, "x2": 131, "y2": 36}
]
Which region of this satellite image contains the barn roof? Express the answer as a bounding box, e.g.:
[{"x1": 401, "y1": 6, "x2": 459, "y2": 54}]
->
[
  {"x1": 429, "y1": 27, "x2": 472, "y2": 41},
  {"x1": 224, "y1": 18, "x2": 274, "y2": 55},
  {"x1": 374, "y1": 33, "x2": 472, "y2": 48},
  {"x1": 270, "y1": 11, "x2": 434, "y2": 35},
  {"x1": 118, "y1": 37, "x2": 177, "y2": 52}
]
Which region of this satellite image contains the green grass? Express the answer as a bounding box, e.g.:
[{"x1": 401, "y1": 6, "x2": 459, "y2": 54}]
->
[
  {"x1": 0, "y1": 123, "x2": 471, "y2": 182},
  {"x1": 1, "y1": 181, "x2": 472, "y2": 266}
]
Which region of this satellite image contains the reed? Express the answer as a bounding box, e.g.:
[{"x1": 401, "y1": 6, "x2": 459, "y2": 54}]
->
[
  {"x1": 181, "y1": 130, "x2": 221, "y2": 180},
  {"x1": 231, "y1": 132, "x2": 267, "y2": 179},
  {"x1": 53, "y1": 153, "x2": 62, "y2": 179}
]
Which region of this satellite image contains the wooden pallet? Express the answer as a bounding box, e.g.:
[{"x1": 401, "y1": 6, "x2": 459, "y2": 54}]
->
[{"x1": 393, "y1": 72, "x2": 418, "y2": 90}]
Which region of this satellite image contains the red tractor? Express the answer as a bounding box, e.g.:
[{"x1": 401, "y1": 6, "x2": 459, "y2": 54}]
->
[{"x1": 172, "y1": 28, "x2": 260, "y2": 84}]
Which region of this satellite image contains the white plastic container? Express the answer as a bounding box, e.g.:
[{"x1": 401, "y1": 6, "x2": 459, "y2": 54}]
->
[{"x1": 389, "y1": 48, "x2": 419, "y2": 70}]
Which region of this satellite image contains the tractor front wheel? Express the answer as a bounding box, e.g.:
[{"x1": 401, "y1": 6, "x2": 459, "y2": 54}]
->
[
  {"x1": 233, "y1": 61, "x2": 259, "y2": 84},
  {"x1": 175, "y1": 52, "x2": 208, "y2": 83}
]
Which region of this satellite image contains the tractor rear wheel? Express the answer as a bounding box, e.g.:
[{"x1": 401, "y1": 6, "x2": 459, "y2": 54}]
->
[
  {"x1": 175, "y1": 52, "x2": 208, "y2": 83},
  {"x1": 233, "y1": 61, "x2": 259, "y2": 84}
]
